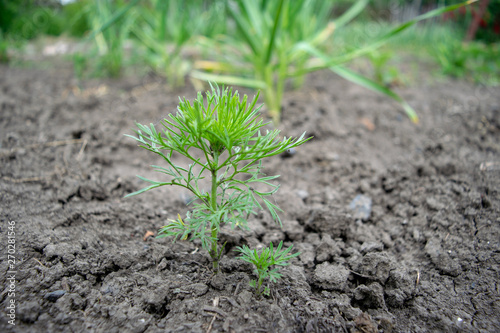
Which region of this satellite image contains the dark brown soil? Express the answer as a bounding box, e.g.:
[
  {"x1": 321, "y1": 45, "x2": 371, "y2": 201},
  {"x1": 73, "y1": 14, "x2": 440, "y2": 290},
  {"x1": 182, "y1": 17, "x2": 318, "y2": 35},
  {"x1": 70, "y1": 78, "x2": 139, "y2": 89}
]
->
[{"x1": 0, "y1": 63, "x2": 499, "y2": 333}]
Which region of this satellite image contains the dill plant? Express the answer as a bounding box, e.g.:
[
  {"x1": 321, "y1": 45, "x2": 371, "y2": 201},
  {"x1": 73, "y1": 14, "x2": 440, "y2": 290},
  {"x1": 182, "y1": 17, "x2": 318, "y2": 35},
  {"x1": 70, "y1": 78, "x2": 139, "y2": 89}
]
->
[
  {"x1": 126, "y1": 84, "x2": 310, "y2": 272},
  {"x1": 236, "y1": 241, "x2": 299, "y2": 297}
]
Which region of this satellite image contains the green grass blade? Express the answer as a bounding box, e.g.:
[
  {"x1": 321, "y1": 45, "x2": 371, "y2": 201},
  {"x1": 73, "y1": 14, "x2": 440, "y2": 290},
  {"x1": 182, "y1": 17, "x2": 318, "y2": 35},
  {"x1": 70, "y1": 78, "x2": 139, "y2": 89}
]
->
[
  {"x1": 124, "y1": 175, "x2": 169, "y2": 197},
  {"x1": 86, "y1": 0, "x2": 141, "y2": 41},
  {"x1": 226, "y1": 1, "x2": 261, "y2": 56},
  {"x1": 333, "y1": 0, "x2": 369, "y2": 28},
  {"x1": 331, "y1": 65, "x2": 419, "y2": 123},
  {"x1": 191, "y1": 70, "x2": 267, "y2": 89},
  {"x1": 264, "y1": 0, "x2": 285, "y2": 65},
  {"x1": 296, "y1": 0, "x2": 478, "y2": 74},
  {"x1": 240, "y1": 0, "x2": 264, "y2": 37},
  {"x1": 347, "y1": 0, "x2": 477, "y2": 59}
]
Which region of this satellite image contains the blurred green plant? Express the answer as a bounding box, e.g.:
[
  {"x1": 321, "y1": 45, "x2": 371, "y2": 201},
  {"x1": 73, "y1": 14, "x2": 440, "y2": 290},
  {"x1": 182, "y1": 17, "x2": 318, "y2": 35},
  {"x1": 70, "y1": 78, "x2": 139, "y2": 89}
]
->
[
  {"x1": 236, "y1": 240, "x2": 299, "y2": 297},
  {"x1": 125, "y1": 84, "x2": 310, "y2": 272},
  {"x1": 193, "y1": 0, "x2": 353, "y2": 123},
  {"x1": 131, "y1": 0, "x2": 225, "y2": 86},
  {"x1": 90, "y1": 0, "x2": 139, "y2": 77},
  {"x1": 0, "y1": 1, "x2": 64, "y2": 40},
  {"x1": 0, "y1": 32, "x2": 9, "y2": 63},
  {"x1": 433, "y1": 39, "x2": 500, "y2": 84},
  {"x1": 366, "y1": 49, "x2": 403, "y2": 87},
  {"x1": 72, "y1": 52, "x2": 87, "y2": 80},
  {"x1": 380, "y1": 19, "x2": 499, "y2": 85},
  {"x1": 192, "y1": 0, "x2": 477, "y2": 124},
  {"x1": 435, "y1": 39, "x2": 468, "y2": 78},
  {"x1": 62, "y1": 0, "x2": 92, "y2": 37}
]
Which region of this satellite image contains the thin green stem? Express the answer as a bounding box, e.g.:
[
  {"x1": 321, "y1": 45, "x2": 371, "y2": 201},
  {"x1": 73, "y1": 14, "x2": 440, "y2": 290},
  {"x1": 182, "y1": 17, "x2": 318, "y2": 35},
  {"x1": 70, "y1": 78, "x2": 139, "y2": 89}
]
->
[
  {"x1": 210, "y1": 153, "x2": 220, "y2": 272},
  {"x1": 263, "y1": 66, "x2": 280, "y2": 124},
  {"x1": 257, "y1": 274, "x2": 265, "y2": 296}
]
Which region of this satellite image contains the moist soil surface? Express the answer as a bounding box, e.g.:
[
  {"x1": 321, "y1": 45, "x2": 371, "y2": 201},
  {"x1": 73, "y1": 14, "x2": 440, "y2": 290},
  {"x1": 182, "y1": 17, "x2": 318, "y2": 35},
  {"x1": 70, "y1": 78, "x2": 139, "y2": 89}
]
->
[{"x1": 0, "y1": 63, "x2": 499, "y2": 333}]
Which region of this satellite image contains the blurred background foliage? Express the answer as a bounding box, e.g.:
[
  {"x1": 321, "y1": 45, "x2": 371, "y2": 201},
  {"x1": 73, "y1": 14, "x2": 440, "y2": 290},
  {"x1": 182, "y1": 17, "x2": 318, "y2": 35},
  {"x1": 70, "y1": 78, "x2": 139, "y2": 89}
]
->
[{"x1": 0, "y1": 0, "x2": 498, "y2": 118}]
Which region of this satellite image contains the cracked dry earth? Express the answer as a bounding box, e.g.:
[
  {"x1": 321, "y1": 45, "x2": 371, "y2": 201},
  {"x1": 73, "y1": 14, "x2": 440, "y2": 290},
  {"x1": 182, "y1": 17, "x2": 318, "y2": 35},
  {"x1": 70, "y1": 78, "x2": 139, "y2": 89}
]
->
[{"x1": 0, "y1": 64, "x2": 499, "y2": 332}]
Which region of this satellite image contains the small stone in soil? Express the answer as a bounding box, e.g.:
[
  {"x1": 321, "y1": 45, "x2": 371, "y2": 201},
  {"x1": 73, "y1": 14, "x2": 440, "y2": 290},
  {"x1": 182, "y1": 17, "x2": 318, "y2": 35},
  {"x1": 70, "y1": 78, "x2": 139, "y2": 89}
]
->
[
  {"x1": 44, "y1": 290, "x2": 66, "y2": 302},
  {"x1": 360, "y1": 241, "x2": 384, "y2": 254},
  {"x1": 296, "y1": 190, "x2": 309, "y2": 200},
  {"x1": 426, "y1": 197, "x2": 446, "y2": 211},
  {"x1": 349, "y1": 194, "x2": 372, "y2": 220},
  {"x1": 281, "y1": 148, "x2": 297, "y2": 158}
]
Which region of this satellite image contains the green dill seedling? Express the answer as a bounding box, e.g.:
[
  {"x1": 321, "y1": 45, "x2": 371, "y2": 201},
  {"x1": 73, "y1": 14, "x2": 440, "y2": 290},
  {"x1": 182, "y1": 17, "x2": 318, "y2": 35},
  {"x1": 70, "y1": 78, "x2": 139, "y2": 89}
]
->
[
  {"x1": 236, "y1": 241, "x2": 299, "y2": 297},
  {"x1": 125, "y1": 84, "x2": 310, "y2": 272}
]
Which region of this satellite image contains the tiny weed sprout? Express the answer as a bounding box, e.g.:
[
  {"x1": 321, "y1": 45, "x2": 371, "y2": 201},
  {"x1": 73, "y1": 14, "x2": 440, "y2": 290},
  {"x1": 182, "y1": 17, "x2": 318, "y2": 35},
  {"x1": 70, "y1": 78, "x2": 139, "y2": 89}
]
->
[
  {"x1": 236, "y1": 241, "x2": 299, "y2": 297},
  {"x1": 125, "y1": 84, "x2": 310, "y2": 272}
]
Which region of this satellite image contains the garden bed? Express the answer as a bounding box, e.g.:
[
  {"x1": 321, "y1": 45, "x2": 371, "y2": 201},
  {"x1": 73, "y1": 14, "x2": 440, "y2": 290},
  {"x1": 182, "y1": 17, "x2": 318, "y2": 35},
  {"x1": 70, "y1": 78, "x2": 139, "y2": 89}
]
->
[{"x1": 0, "y1": 64, "x2": 499, "y2": 332}]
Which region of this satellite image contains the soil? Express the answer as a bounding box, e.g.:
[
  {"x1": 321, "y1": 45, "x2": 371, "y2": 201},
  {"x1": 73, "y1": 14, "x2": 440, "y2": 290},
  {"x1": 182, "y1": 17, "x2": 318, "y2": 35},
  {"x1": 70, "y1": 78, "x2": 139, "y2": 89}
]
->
[{"x1": 0, "y1": 63, "x2": 499, "y2": 333}]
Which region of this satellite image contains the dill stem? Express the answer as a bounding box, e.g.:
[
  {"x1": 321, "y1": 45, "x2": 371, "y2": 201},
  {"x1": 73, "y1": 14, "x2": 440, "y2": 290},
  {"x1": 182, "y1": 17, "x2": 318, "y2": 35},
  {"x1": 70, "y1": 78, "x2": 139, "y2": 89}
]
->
[{"x1": 210, "y1": 154, "x2": 220, "y2": 272}]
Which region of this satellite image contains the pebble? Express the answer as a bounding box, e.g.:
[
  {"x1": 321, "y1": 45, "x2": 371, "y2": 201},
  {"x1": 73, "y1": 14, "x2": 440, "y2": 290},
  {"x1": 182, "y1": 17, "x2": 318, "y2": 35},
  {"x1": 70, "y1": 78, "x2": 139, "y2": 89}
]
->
[
  {"x1": 426, "y1": 197, "x2": 445, "y2": 211},
  {"x1": 349, "y1": 194, "x2": 372, "y2": 220},
  {"x1": 44, "y1": 290, "x2": 66, "y2": 302},
  {"x1": 360, "y1": 241, "x2": 384, "y2": 254},
  {"x1": 281, "y1": 148, "x2": 297, "y2": 158},
  {"x1": 296, "y1": 190, "x2": 309, "y2": 200}
]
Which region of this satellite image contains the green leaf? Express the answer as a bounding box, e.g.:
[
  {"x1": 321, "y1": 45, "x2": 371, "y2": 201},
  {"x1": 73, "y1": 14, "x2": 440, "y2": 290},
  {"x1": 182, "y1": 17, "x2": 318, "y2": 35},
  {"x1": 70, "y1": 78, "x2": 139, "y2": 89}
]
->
[
  {"x1": 333, "y1": 0, "x2": 369, "y2": 29},
  {"x1": 330, "y1": 65, "x2": 419, "y2": 123},
  {"x1": 297, "y1": 0, "x2": 478, "y2": 73},
  {"x1": 264, "y1": 0, "x2": 285, "y2": 65},
  {"x1": 226, "y1": 0, "x2": 261, "y2": 56},
  {"x1": 124, "y1": 176, "x2": 169, "y2": 198},
  {"x1": 86, "y1": 0, "x2": 141, "y2": 41},
  {"x1": 191, "y1": 71, "x2": 267, "y2": 89}
]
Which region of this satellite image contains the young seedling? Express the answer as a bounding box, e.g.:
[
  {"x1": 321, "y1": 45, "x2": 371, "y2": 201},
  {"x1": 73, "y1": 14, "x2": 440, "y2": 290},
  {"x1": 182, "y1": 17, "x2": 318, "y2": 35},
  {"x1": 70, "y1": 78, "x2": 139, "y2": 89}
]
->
[
  {"x1": 125, "y1": 84, "x2": 310, "y2": 272},
  {"x1": 236, "y1": 241, "x2": 299, "y2": 297}
]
